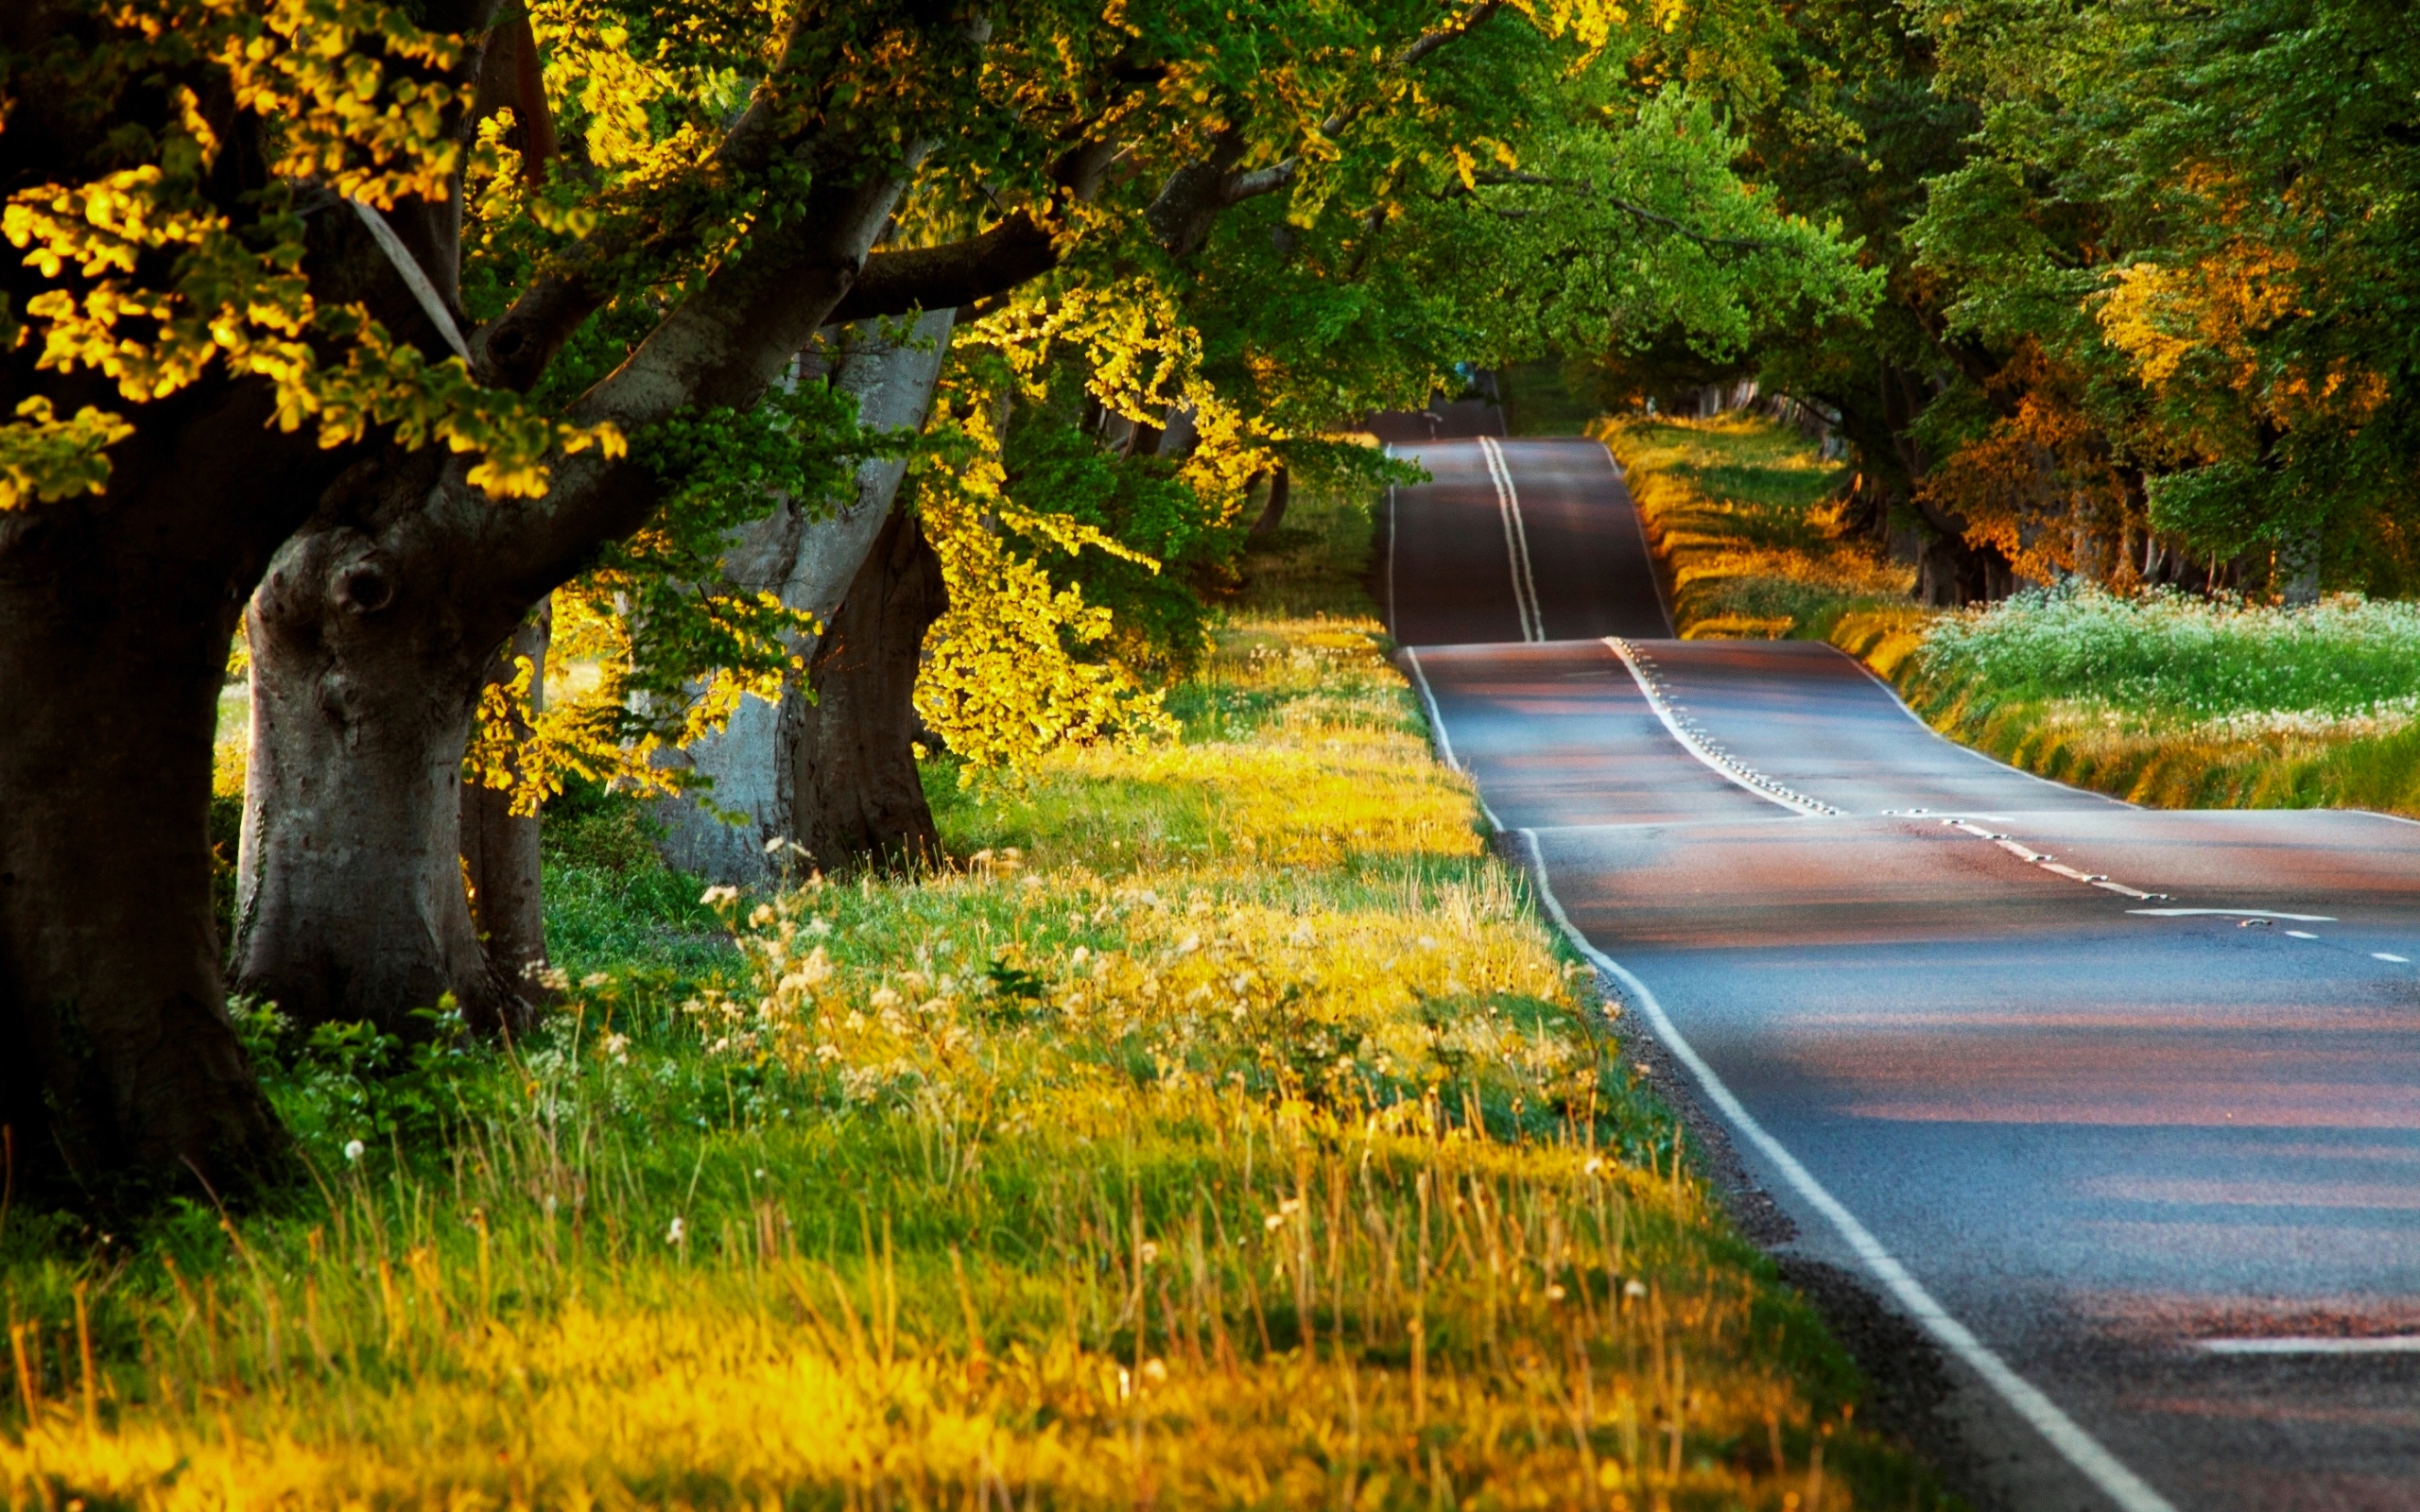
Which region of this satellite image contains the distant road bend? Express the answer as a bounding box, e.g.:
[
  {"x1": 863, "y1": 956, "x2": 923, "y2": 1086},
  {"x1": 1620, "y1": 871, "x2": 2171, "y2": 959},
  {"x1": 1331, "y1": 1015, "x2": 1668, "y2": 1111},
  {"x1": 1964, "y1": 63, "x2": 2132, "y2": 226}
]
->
[{"x1": 1376, "y1": 410, "x2": 2420, "y2": 1512}]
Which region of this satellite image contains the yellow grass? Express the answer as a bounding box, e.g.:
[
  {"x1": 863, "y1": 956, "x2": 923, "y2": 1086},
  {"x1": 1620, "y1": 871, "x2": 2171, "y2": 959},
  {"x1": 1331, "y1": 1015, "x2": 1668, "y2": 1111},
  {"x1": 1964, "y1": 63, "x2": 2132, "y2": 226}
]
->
[{"x1": 6, "y1": 490, "x2": 1943, "y2": 1508}]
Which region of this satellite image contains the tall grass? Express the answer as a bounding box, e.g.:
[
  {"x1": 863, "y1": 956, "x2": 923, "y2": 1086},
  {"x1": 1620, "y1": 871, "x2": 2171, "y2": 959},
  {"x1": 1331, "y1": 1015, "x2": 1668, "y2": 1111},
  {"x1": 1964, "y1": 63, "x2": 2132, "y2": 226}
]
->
[
  {"x1": 1901, "y1": 588, "x2": 2420, "y2": 811},
  {"x1": 0, "y1": 486, "x2": 1944, "y2": 1508},
  {"x1": 1919, "y1": 587, "x2": 2420, "y2": 730}
]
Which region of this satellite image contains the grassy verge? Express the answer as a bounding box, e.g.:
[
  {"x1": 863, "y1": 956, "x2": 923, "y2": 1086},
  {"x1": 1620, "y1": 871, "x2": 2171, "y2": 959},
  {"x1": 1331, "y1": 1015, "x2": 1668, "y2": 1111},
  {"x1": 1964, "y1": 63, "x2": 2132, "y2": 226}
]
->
[
  {"x1": 1908, "y1": 590, "x2": 2420, "y2": 811},
  {"x1": 1606, "y1": 412, "x2": 2420, "y2": 816},
  {"x1": 1595, "y1": 416, "x2": 1917, "y2": 644},
  {"x1": 5, "y1": 485, "x2": 1944, "y2": 1509}
]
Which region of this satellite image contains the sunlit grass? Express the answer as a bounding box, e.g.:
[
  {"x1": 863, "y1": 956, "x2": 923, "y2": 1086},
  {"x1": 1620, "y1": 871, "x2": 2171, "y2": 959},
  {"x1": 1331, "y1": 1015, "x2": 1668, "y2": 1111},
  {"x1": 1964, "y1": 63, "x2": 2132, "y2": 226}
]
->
[
  {"x1": 1595, "y1": 415, "x2": 1910, "y2": 640},
  {"x1": 0, "y1": 486, "x2": 1945, "y2": 1508}
]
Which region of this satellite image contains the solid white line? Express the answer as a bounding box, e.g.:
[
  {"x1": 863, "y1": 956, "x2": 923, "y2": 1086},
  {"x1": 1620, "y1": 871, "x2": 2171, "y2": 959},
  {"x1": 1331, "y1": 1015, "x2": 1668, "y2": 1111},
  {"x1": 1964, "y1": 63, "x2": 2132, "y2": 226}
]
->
[
  {"x1": 1478, "y1": 437, "x2": 1544, "y2": 641},
  {"x1": 2128, "y1": 908, "x2": 2337, "y2": 922},
  {"x1": 2200, "y1": 1336, "x2": 2420, "y2": 1355},
  {"x1": 1601, "y1": 638, "x2": 1835, "y2": 816},
  {"x1": 1516, "y1": 829, "x2": 2180, "y2": 1512},
  {"x1": 1402, "y1": 648, "x2": 1503, "y2": 833},
  {"x1": 1830, "y1": 644, "x2": 2133, "y2": 808}
]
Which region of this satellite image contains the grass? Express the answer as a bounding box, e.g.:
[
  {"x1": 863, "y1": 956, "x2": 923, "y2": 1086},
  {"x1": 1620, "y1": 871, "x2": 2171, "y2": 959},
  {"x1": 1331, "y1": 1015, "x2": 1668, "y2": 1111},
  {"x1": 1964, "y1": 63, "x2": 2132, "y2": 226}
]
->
[
  {"x1": 3, "y1": 484, "x2": 1947, "y2": 1509},
  {"x1": 1903, "y1": 588, "x2": 2420, "y2": 811},
  {"x1": 1607, "y1": 410, "x2": 2420, "y2": 817},
  {"x1": 1593, "y1": 416, "x2": 1916, "y2": 644}
]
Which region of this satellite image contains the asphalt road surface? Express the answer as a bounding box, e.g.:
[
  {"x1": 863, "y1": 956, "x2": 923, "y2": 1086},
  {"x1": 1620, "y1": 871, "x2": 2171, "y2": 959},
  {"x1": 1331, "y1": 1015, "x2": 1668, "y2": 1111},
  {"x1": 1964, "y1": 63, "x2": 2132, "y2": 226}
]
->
[{"x1": 1382, "y1": 432, "x2": 2420, "y2": 1512}]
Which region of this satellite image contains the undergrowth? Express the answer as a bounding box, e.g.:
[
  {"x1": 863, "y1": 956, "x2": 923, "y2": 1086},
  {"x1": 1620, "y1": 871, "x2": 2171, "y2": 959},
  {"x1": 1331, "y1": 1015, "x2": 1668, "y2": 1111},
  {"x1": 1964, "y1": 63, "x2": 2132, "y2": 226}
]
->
[{"x1": 6, "y1": 487, "x2": 1945, "y2": 1508}]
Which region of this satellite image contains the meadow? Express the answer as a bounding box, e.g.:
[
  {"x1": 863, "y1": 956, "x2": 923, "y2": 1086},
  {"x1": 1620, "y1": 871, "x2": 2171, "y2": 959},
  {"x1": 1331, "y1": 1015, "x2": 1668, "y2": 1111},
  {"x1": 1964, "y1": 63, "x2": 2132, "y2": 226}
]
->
[
  {"x1": 1604, "y1": 413, "x2": 2420, "y2": 816},
  {"x1": 3, "y1": 487, "x2": 1941, "y2": 1508}
]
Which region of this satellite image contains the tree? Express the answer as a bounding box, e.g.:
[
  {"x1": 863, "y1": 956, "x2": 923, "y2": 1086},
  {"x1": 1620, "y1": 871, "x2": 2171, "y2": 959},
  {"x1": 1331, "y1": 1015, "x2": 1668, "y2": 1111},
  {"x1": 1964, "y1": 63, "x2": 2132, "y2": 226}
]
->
[{"x1": 0, "y1": 0, "x2": 578, "y2": 1198}]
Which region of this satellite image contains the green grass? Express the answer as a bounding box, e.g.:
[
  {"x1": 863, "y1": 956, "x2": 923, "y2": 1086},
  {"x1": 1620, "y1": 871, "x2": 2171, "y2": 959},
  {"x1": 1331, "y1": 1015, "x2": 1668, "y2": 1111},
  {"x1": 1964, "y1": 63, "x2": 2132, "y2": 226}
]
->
[
  {"x1": 1898, "y1": 588, "x2": 2420, "y2": 812},
  {"x1": 2, "y1": 481, "x2": 1949, "y2": 1509},
  {"x1": 1597, "y1": 415, "x2": 1915, "y2": 642}
]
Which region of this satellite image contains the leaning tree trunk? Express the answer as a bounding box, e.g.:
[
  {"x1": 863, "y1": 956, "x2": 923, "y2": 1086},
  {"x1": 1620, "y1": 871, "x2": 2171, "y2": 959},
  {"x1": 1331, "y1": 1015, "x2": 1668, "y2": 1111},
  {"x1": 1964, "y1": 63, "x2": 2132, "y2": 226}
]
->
[
  {"x1": 788, "y1": 502, "x2": 948, "y2": 872},
  {"x1": 233, "y1": 456, "x2": 527, "y2": 1040},
  {"x1": 654, "y1": 308, "x2": 956, "y2": 883},
  {"x1": 459, "y1": 602, "x2": 553, "y2": 1001}
]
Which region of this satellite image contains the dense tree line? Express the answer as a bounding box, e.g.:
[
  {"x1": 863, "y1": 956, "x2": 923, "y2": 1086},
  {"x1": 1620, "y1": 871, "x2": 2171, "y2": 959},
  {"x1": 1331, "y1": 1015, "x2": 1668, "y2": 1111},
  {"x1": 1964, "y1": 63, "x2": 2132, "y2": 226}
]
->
[
  {"x1": 1598, "y1": 0, "x2": 2416, "y2": 605},
  {"x1": 0, "y1": 0, "x2": 1875, "y2": 1202}
]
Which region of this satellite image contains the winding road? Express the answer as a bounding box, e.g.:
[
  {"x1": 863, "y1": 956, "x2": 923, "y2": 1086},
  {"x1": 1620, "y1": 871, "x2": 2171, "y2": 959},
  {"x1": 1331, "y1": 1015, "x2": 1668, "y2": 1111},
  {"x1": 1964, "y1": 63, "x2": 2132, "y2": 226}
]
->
[{"x1": 1379, "y1": 420, "x2": 2420, "y2": 1511}]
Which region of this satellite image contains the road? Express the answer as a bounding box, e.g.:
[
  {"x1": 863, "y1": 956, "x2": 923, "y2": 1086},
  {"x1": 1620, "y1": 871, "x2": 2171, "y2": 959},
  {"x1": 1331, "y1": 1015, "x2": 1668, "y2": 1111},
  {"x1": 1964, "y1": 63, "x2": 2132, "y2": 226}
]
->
[{"x1": 1382, "y1": 429, "x2": 2420, "y2": 1512}]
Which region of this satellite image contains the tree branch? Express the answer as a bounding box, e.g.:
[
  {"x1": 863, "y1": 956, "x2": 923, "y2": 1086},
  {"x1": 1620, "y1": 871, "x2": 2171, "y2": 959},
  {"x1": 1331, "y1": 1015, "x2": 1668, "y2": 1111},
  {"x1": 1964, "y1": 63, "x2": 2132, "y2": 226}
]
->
[{"x1": 826, "y1": 211, "x2": 1063, "y2": 323}]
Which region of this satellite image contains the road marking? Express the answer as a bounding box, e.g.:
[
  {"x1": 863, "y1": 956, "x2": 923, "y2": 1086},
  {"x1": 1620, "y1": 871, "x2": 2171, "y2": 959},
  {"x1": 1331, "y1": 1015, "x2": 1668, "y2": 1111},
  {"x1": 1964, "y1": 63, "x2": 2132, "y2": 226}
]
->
[
  {"x1": 2127, "y1": 908, "x2": 2338, "y2": 922},
  {"x1": 2287, "y1": 930, "x2": 2318, "y2": 938},
  {"x1": 2375, "y1": 953, "x2": 2409, "y2": 963},
  {"x1": 1940, "y1": 819, "x2": 2169, "y2": 900},
  {"x1": 1602, "y1": 638, "x2": 1839, "y2": 817},
  {"x1": 1517, "y1": 828, "x2": 2180, "y2": 1512},
  {"x1": 1386, "y1": 479, "x2": 1400, "y2": 634},
  {"x1": 1401, "y1": 648, "x2": 1504, "y2": 833},
  {"x1": 1478, "y1": 437, "x2": 1544, "y2": 641},
  {"x1": 2200, "y1": 1336, "x2": 2420, "y2": 1356}
]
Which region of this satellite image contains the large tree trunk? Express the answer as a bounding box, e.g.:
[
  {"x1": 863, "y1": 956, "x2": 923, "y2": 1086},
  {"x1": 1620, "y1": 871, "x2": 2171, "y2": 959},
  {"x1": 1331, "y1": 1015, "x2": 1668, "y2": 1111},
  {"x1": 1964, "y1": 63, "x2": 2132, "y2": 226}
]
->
[
  {"x1": 654, "y1": 308, "x2": 956, "y2": 883},
  {"x1": 460, "y1": 603, "x2": 553, "y2": 1001},
  {"x1": 0, "y1": 380, "x2": 351, "y2": 1201},
  {"x1": 233, "y1": 455, "x2": 527, "y2": 1040},
  {"x1": 0, "y1": 519, "x2": 284, "y2": 1203},
  {"x1": 235, "y1": 150, "x2": 918, "y2": 1031},
  {"x1": 789, "y1": 503, "x2": 947, "y2": 873}
]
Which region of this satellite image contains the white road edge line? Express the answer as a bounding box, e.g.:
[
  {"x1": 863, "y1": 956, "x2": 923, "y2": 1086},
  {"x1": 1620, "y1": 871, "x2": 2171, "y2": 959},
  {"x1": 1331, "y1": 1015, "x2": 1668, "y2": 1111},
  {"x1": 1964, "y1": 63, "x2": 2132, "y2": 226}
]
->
[
  {"x1": 1478, "y1": 436, "x2": 1544, "y2": 641},
  {"x1": 1516, "y1": 828, "x2": 2180, "y2": 1512},
  {"x1": 2200, "y1": 1336, "x2": 2420, "y2": 1355},
  {"x1": 1386, "y1": 481, "x2": 1399, "y2": 634},
  {"x1": 1401, "y1": 648, "x2": 1504, "y2": 833},
  {"x1": 1601, "y1": 638, "x2": 1837, "y2": 816}
]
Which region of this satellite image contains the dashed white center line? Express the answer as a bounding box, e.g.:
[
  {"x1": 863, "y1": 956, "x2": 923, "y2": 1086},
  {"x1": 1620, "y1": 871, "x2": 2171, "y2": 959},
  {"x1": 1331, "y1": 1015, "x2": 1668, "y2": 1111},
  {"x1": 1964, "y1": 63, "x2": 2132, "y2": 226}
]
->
[
  {"x1": 2200, "y1": 1336, "x2": 2420, "y2": 1356},
  {"x1": 2286, "y1": 930, "x2": 2318, "y2": 939},
  {"x1": 2373, "y1": 952, "x2": 2409, "y2": 963}
]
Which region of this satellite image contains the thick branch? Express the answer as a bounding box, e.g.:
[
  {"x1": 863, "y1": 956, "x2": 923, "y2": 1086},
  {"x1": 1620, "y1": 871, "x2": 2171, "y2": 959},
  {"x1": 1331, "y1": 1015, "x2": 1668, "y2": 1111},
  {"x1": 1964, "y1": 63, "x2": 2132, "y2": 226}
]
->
[{"x1": 826, "y1": 210, "x2": 1062, "y2": 323}]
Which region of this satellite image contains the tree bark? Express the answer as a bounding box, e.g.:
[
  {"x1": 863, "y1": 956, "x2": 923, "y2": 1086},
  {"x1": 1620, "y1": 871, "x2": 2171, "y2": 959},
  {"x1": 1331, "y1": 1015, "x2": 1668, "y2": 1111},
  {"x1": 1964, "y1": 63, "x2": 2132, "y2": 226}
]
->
[
  {"x1": 1248, "y1": 466, "x2": 1293, "y2": 539},
  {"x1": 233, "y1": 454, "x2": 527, "y2": 1039},
  {"x1": 788, "y1": 503, "x2": 947, "y2": 874},
  {"x1": 0, "y1": 380, "x2": 342, "y2": 1202},
  {"x1": 654, "y1": 309, "x2": 956, "y2": 883},
  {"x1": 460, "y1": 602, "x2": 552, "y2": 1001}
]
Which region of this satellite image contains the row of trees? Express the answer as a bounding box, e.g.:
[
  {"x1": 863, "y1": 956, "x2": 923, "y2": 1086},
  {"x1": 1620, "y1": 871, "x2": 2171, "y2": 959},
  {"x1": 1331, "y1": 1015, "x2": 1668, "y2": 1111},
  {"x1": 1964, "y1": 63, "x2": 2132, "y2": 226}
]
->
[
  {"x1": 1599, "y1": 0, "x2": 2416, "y2": 605},
  {"x1": 0, "y1": 0, "x2": 1876, "y2": 1202}
]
